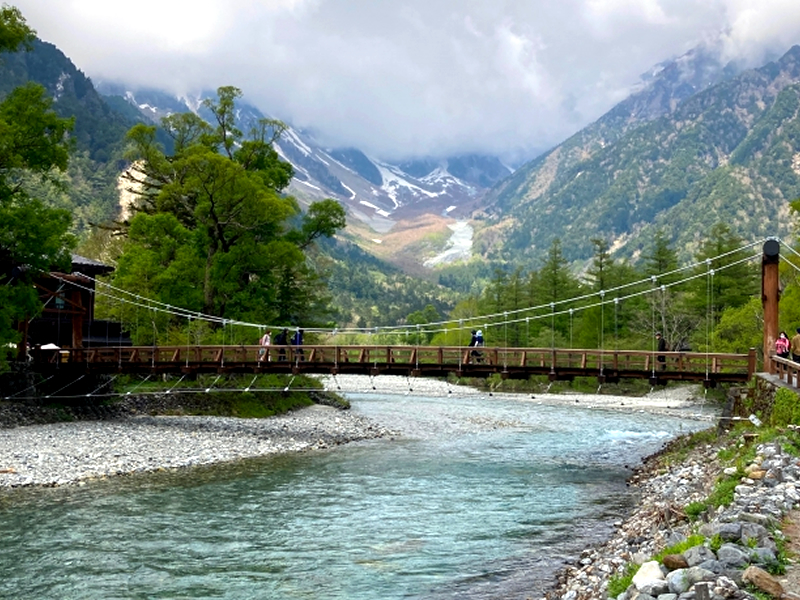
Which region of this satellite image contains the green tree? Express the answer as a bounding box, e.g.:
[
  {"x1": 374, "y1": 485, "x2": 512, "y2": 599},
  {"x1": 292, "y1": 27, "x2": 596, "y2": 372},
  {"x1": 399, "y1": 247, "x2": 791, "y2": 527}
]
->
[
  {"x1": 535, "y1": 239, "x2": 580, "y2": 304},
  {"x1": 113, "y1": 86, "x2": 344, "y2": 339},
  {"x1": 643, "y1": 229, "x2": 679, "y2": 284},
  {"x1": 585, "y1": 237, "x2": 613, "y2": 291},
  {"x1": 689, "y1": 223, "x2": 758, "y2": 319},
  {"x1": 709, "y1": 297, "x2": 762, "y2": 355},
  {"x1": 0, "y1": 7, "x2": 75, "y2": 367},
  {"x1": 406, "y1": 304, "x2": 440, "y2": 344}
]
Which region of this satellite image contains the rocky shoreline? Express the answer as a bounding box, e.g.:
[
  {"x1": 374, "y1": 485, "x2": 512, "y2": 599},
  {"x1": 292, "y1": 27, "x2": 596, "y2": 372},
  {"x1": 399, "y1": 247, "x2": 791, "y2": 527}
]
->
[{"x1": 543, "y1": 435, "x2": 800, "y2": 600}]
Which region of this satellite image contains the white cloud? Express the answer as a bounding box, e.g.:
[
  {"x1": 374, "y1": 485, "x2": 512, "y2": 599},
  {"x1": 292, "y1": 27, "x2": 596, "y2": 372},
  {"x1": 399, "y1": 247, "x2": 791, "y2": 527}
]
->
[{"x1": 12, "y1": 0, "x2": 800, "y2": 163}]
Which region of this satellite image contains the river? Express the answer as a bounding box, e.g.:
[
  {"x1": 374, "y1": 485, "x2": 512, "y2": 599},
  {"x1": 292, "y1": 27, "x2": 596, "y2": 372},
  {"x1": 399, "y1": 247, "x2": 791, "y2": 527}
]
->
[{"x1": 0, "y1": 391, "x2": 711, "y2": 599}]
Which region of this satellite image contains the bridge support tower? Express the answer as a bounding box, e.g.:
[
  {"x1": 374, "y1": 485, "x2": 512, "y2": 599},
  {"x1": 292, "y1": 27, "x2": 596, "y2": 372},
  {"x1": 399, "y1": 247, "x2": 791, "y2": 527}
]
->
[{"x1": 762, "y1": 239, "x2": 780, "y2": 373}]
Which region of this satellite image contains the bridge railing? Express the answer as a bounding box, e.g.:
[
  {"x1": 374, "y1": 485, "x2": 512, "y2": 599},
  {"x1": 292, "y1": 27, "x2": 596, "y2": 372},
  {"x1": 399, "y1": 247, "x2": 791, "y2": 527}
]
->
[
  {"x1": 49, "y1": 344, "x2": 755, "y2": 382},
  {"x1": 769, "y1": 356, "x2": 800, "y2": 388}
]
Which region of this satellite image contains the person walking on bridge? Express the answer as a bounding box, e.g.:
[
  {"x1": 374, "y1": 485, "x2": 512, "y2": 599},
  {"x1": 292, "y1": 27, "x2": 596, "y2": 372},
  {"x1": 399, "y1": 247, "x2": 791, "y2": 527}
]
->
[
  {"x1": 258, "y1": 330, "x2": 271, "y2": 362},
  {"x1": 275, "y1": 328, "x2": 289, "y2": 361},
  {"x1": 776, "y1": 331, "x2": 790, "y2": 359},
  {"x1": 791, "y1": 328, "x2": 800, "y2": 363},
  {"x1": 656, "y1": 332, "x2": 667, "y2": 370}
]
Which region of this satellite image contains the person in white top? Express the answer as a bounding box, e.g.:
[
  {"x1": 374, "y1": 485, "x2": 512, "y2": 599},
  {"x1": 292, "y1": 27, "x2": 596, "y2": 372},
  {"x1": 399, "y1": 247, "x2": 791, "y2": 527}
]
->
[{"x1": 258, "y1": 330, "x2": 271, "y2": 362}]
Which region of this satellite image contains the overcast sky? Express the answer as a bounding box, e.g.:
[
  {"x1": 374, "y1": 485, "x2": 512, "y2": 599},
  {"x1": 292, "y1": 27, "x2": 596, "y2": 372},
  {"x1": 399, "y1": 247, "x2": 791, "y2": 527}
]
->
[{"x1": 13, "y1": 0, "x2": 800, "y2": 163}]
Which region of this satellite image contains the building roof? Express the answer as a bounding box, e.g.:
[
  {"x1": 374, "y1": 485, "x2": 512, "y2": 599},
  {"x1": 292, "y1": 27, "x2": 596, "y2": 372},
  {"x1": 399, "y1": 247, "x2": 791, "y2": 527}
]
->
[{"x1": 70, "y1": 254, "x2": 114, "y2": 275}]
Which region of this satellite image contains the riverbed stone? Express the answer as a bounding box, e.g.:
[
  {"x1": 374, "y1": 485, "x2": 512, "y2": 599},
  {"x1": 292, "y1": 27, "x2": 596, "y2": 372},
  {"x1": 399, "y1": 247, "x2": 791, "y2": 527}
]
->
[
  {"x1": 668, "y1": 568, "x2": 696, "y2": 594},
  {"x1": 749, "y1": 546, "x2": 778, "y2": 568},
  {"x1": 662, "y1": 554, "x2": 688, "y2": 570},
  {"x1": 696, "y1": 559, "x2": 723, "y2": 574},
  {"x1": 716, "y1": 544, "x2": 750, "y2": 569},
  {"x1": 711, "y1": 575, "x2": 739, "y2": 598},
  {"x1": 634, "y1": 561, "x2": 666, "y2": 589},
  {"x1": 639, "y1": 579, "x2": 670, "y2": 596},
  {"x1": 684, "y1": 546, "x2": 716, "y2": 566},
  {"x1": 741, "y1": 565, "x2": 784, "y2": 597},
  {"x1": 716, "y1": 522, "x2": 742, "y2": 541}
]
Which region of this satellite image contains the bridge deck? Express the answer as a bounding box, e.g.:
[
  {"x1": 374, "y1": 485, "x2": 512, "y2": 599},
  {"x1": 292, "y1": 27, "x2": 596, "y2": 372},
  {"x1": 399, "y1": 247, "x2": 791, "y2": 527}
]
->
[{"x1": 32, "y1": 345, "x2": 757, "y2": 385}]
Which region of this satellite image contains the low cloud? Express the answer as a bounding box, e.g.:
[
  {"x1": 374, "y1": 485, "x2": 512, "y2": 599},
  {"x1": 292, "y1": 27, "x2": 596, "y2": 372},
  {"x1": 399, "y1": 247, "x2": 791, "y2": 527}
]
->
[{"x1": 14, "y1": 0, "x2": 800, "y2": 163}]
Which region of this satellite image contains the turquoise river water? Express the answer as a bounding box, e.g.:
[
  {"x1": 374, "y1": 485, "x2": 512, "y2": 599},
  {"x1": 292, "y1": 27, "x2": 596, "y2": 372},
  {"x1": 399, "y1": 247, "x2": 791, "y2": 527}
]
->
[{"x1": 0, "y1": 391, "x2": 712, "y2": 599}]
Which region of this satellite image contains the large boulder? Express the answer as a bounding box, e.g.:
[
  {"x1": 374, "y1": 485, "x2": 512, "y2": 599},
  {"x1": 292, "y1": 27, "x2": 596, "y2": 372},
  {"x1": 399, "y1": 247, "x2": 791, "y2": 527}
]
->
[
  {"x1": 684, "y1": 545, "x2": 716, "y2": 566},
  {"x1": 717, "y1": 543, "x2": 750, "y2": 569},
  {"x1": 741, "y1": 565, "x2": 784, "y2": 597},
  {"x1": 632, "y1": 560, "x2": 664, "y2": 590}
]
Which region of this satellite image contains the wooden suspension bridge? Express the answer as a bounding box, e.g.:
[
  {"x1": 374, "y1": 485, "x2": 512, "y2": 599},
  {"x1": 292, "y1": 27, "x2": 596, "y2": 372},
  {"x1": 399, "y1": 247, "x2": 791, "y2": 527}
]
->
[
  {"x1": 31, "y1": 344, "x2": 757, "y2": 386},
  {"x1": 15, "y1": 238, "x2": 796, "y2": 389}
]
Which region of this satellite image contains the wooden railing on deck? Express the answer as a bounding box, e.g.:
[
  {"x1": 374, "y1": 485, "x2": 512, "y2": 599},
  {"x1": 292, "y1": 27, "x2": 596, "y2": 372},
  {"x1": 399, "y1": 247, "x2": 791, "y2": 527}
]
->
[
  {"x1": 36, "y1": 345, "x2": 756, "y2": 384},
  {"x1": 770, "y1": 356, "x2": 800, "y2": 388}
]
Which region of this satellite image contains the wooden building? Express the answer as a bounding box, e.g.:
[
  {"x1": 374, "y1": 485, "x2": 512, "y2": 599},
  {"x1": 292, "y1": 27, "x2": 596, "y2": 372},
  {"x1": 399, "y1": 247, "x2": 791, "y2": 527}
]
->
[{"x1": 17, "y1": 254, "x2": 130, "y2": 360}]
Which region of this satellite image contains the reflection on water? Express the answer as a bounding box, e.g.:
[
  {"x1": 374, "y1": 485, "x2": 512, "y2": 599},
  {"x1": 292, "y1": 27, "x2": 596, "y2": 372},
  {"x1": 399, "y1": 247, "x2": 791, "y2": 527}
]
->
[{"x1": 0, "y1": 392, "x2": 709, "y2": 599}]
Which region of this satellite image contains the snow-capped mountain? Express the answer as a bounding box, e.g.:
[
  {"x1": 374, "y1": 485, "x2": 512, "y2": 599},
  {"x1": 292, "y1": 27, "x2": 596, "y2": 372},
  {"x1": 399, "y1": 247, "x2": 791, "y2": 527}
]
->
[{"x1": 96, "y1": 83, "x2": 510, "y2": 230}]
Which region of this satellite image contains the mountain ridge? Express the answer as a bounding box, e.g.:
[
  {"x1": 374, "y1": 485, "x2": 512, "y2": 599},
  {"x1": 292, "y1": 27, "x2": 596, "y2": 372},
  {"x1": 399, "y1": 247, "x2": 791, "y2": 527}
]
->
[
  {"x1": 478, "y1": 43, "x2": 800, "y2": 267},
  {"x1": 95, "y1": 82, "x2": 511, "y2": 235}
]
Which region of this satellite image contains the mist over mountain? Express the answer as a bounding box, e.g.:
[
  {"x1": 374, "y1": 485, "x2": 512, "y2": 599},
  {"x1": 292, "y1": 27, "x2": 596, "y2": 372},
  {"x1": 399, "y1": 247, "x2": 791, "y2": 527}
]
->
[
  {"x1": 478, "y1": 43, "x2": 800, "y2": 268},
  {"x1": 95, "y1": 81, "x2": 511, "y2": 237}
]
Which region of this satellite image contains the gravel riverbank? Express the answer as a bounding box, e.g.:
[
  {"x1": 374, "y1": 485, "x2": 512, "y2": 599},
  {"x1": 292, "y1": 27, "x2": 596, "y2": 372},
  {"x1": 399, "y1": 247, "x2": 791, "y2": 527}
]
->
[{"x1": 0, "y1": 404, "x2": 394, "y2": 488}]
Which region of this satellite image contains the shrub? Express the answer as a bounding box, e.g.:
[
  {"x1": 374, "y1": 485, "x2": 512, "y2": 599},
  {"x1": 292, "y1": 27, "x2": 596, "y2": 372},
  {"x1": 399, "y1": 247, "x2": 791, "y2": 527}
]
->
[
  {"x1": 770, "y1": 387, "x2": 800, "y2": 427},
  {"x1": 684, "y1": 501, "x2": 708, "y2": 521}
]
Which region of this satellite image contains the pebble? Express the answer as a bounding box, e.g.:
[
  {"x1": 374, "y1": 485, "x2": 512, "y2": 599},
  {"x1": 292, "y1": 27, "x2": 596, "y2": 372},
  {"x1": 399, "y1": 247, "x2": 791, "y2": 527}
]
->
[{"x1": 0, "y1": 404, "x2": 394, "y2": 488}]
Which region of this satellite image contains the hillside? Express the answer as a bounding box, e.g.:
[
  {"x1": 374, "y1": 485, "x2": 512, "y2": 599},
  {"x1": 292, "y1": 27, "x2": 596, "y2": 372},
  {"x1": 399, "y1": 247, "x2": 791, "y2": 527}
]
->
[
  {"x1": 479, "y1": 45, "x2": 800, "y2": 266},
  {"x1": 0, "y1": 39, "x2": 139, "y2": 233}
]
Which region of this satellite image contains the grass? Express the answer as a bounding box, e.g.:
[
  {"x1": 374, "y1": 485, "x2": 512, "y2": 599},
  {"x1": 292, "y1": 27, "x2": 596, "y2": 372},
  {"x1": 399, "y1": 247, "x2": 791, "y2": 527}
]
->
[
  {"x1": 651, "y1": 535, "x2": 705, "y2": 562},
  {"x1": 111, "y1": 373, "x2": 343, "y2": 417},
  {"x1": 607, "y1": 562, "x2": 637, "y2": 598}
]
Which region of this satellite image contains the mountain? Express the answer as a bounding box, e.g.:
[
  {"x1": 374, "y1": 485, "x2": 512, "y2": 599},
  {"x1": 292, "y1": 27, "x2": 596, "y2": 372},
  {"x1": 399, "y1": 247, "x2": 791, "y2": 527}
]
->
[
  {"x1": 96, "y1": 83, "x2": 511, "y2": 238},
  {"x1": 478, "y1": 44, "x2": 800, "y2": 266},
  {"x1": 0, "y1": 40, "x2": 142, "y2": 233}
]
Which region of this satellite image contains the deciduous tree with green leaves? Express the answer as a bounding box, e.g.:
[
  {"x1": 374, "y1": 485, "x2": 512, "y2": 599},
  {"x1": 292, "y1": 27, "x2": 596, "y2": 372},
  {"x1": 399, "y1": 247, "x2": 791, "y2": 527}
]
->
[
  {"x1": 112, "y1": 86, "x2": 345, "y2": 343},
  {"x1": 0, "y1": 6, "x2": 76, "y2": 367}
]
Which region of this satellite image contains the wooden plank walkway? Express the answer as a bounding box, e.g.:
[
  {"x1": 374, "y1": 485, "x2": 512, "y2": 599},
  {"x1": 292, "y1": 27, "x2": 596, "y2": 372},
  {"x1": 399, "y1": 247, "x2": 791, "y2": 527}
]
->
[{"x1": 31, "y1": 345, "x2": 757, "y2": 386}]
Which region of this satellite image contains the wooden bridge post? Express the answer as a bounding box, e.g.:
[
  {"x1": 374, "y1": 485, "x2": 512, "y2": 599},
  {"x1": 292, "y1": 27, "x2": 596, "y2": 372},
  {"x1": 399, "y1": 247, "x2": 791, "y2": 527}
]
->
[{"x1": 762, "y1": 239, "x2": 780, "y2": 373}]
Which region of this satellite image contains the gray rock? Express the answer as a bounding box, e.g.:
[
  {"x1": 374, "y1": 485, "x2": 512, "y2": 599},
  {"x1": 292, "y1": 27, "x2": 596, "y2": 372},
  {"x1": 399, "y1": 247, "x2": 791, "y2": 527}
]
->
[
  {"x1": 667, "y1": 569, "x2": 690, "y2": 594},
  {"x1": 739, "y1": 522, "x2": 769, "y2": 546},
  {"x1": 711, "y1": 575, "x2": 739, "y2": 598},
  {"x1": 748, "y1": 547, "x2": 777, "y2": 567},
  {"x1": 696, "y1": 559, "x2": 724, "y2": 574},
  {"x1": 739, "y1": 512, "x2": 773, "y2": 527},
  {"x1": 640, "y1": 580, "x2": 670, "y2": 596},
  {"x1": 716, "y1": 523, "x2": 742, "y2": 541},
  {"x1": 716, "y1": 544, "x2": 750, "y2": 569},
  {"x1": 684, "y1": 546, "x2": 716, "y2": 567},
  {"x1": 684, "y1": 566, "x2": 716, "y2": 586}
]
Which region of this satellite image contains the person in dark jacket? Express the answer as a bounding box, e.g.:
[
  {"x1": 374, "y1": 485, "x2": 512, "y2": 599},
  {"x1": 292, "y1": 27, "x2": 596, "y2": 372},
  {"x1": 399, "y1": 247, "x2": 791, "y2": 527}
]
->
[
  {"x1": 291, "y1": 328, "x2": 304, "y2": 361},
  {"x1": 656, "y1": 332, "x2": 667, "y2": 370},
  {"x1": 275, "y1": 328, "x2": 289, "y2": 361}
]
